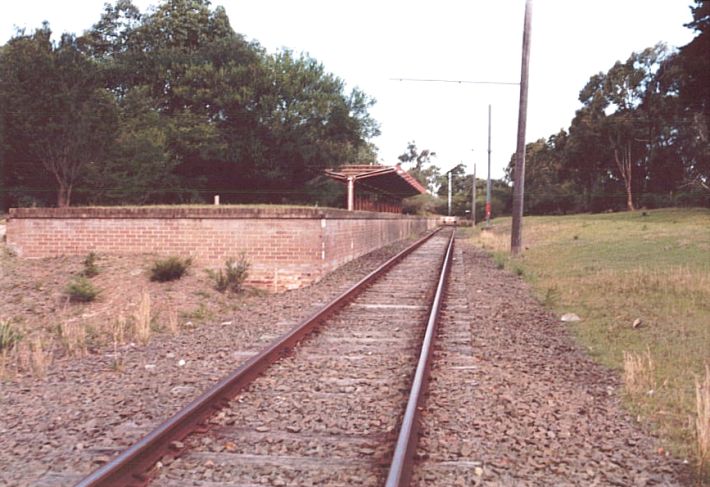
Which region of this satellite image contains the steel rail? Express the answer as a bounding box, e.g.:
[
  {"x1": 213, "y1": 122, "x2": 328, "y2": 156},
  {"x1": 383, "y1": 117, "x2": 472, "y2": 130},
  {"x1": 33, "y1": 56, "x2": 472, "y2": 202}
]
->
[
  {"x1": 75, "y1": 228, "x2": 442, "y2": 487},
  {"x1": 385, "y1": 228, "x2": 456, "y2": 487}
]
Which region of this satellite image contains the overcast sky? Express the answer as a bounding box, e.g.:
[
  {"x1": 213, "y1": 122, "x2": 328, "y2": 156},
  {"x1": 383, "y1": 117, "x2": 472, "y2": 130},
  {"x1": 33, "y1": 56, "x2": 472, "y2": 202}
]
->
[{"x1": 1, "y1": 1, "x2": 697, "y2": 179}]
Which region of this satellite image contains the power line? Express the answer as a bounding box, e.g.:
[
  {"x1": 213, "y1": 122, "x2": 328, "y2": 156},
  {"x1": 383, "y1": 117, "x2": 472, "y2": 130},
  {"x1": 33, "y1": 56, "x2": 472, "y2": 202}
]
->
[{"x1": 390, "y1": 77, "x2": 519, "y2": 86}]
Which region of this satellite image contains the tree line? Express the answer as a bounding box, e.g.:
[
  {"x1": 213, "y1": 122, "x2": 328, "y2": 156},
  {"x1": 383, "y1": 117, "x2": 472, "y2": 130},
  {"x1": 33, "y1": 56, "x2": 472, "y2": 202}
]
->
[
  {"x1": 507, "y1": 1, "x2": 709, "y2": 214},
  {"x1": 0, "y1": 0, "x2": 378, "y2": 209},
  {"x1": 1, "y1": 1, "x2": 707, "y2": 215},
  {"x1": 396, "y1": 141, "x2": 512, "y2": 219},
  {"x1": 402, "y1": 1, "x2": 709, "y2": 218}
]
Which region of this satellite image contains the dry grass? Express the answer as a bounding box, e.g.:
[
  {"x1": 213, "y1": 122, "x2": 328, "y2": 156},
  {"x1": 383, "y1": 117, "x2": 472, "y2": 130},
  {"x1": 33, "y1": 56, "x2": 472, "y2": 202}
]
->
[
  {"x1": 166, "y1": 308, "x2": 179, "y2": 334},
  {"x1": 29, "y1": 336, "x2": 52, "y2": 378},
  {"x1": 477, "y1": 227, "x2": 509, "y2": 253},
  {"x1": 1, "y1": 251, "x2": 250, "y2": 371},
  {"x1": 0, "y1": 350, "x2": 9, "y2": 379},
  {"x1": 0, "y1": 319, "x2": 22, "y2": 351},
  {"x1": 591, "y1": 266, "x2": 710, "y2": 305},
  {"x1": 59, "y1": 319, "x2": 86, "y2": 356},
  {"x1": 110, "y1": 313, "x2": 127, "y2": 371},
  {"x1": 133, "y1": 291, "x2": 152, "y2": 344},
  {"x1": 112, "y1": 313, "x2": 127, "y2": 345},
  {"x1": 0, "y1": 319, "x2": 21, "y2": 379},
  {"x1": 697, "y1": 365, "x2": 710, "y2": 476},
  {"x1": 623, "y1": 349, "x2": 657, "y2": 397},
  {"x1": 471, "y1": 208, "x2": 710, "y2": 478}
]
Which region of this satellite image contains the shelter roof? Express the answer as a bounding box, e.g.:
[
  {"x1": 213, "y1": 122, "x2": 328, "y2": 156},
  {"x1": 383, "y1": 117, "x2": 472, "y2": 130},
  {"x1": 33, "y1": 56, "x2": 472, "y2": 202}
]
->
[{"x1": 325, "y1": 164, "x2": 427, "y2": 198}]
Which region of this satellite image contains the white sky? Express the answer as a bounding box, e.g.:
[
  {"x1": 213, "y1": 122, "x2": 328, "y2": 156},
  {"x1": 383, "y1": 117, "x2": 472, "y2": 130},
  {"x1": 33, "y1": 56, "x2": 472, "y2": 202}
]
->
[{"x1": 0, "y1": 1, "x2": 697, "y2": 179}]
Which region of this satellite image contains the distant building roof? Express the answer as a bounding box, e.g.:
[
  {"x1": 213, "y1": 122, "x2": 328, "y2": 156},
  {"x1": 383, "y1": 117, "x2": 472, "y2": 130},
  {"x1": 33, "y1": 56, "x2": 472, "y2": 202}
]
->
[{"x1": 325, "y1": 164, "x2": 427, "y2": 198}]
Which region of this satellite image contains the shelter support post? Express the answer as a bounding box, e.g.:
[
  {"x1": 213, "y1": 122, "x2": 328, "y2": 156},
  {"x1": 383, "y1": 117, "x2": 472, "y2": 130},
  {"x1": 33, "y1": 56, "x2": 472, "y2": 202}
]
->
[{"x1": 347, "y1": 177, "x2": 355, "y2": 211}]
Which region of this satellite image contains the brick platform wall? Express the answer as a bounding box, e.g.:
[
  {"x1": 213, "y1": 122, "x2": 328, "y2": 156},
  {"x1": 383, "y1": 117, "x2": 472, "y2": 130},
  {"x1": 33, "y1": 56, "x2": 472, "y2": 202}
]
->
[{"x1": 6, "y1": 207, "x2": 440, "y2": 291}]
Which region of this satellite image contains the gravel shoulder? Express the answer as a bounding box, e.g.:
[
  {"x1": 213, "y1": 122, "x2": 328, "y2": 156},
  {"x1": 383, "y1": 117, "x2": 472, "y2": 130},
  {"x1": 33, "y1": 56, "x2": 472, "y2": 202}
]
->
[{"x1": 413, "y1": 239, "x2": 693, "y2": 486}]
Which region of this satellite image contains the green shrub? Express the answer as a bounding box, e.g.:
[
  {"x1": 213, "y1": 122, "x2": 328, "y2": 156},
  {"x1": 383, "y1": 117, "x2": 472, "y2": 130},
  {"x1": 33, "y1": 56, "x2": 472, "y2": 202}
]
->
[
  {"x1": 66, "y1": 277, "x2": 100, "y2": 303},
  {"x1": 0, "y1": 320, "x2": 22, "y2": 351},
  {"x1": 543, "y1": 286, "x2": 560, "y2": 307},
  {"x1": 150, "y1": 256, "x2": 192, "y2": 282},
  {"x1": 639, "y1": 192, "x2": 672, "y2": 210},
  {"x1": 674, "y1": 190, "x2": 710, "y2": 208},
  {"x1": 493, "y1": 254, "x2": 506, "y2": 270},
  {"x1": 81, "y1": 252, "x2": 99, "y2": 278},
  {"x1": 206, "y1": 255, "x2": 250, "y2": 293}
]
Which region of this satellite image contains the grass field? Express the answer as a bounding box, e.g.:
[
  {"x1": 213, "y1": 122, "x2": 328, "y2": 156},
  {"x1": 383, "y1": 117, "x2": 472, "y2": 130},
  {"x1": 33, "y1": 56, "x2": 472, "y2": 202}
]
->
[{"x1": 472, "y1": 208, "x2": 710, "y2": 478}]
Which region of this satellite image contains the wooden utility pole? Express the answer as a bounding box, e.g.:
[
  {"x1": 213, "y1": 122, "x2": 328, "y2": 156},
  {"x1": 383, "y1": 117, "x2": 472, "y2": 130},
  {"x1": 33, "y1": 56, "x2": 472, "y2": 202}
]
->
[
  {"x1": 472, "y1": 163, "x2": 477, "y2": 225},
  {"x1": 447, "y1": 170, "x2": 453, "y2": 216},
  {"x1": 511, "y1": 0, "x2": 533, "y2": 255},
  {"x1": 486, "y1": 105, "x2": 492, "y2": 227}
]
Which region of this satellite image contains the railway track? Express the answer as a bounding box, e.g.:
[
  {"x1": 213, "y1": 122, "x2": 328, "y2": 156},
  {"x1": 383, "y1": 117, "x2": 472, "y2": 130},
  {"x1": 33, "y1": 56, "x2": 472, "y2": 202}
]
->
[{"x1": 77, "y1": 228, "x2": 456, "y2": 487}]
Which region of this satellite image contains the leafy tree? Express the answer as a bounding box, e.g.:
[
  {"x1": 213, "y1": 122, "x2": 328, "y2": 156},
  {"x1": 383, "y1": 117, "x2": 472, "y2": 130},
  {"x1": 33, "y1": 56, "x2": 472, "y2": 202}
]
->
[
  {"x1": 0, "y1": 0, "x2": 382, "y2": 207},
  {"x1": 81, "y1": 0, "x2": 379, "y2": 204},
  {"x1": 82, "y1": 87, "x2": 179, "y2": 204},
  {"x1": 677, "y1": 0, "x2": 710, "y2": 120},
  {"x1": 0, "y1": 25, "x2": 118, "y2": 207},
  {"x1": 573, "y1": 44, "x2": 670, "y2": 210},
  {"x1": 397, "y1": 141, "x2": 440, "y2": 191},
  {"x1": 402, "y1": 193, "x2": 441, "y2": 215},
  {"x1": 496, "y1": 7, "x2": 709, "y2": 215},
  {"x1": 437, "y1": 163, "x2": 467, "y2": 215},
  {"x1": 669, "y1": 0, "x2": 710, "y2": 194},
  {"x1": 250, "y1": 51, "x2": 378, "y2": 194},
  {"x1": 505, "y1": 133, "x2": 577, "y2": 215}
]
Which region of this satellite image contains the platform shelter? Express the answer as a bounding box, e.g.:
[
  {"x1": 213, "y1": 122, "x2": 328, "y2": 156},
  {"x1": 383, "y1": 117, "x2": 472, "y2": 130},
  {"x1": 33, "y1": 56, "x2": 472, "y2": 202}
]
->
[{"x1": 325, "y1": 164, "x2": 427, "y2": 213}]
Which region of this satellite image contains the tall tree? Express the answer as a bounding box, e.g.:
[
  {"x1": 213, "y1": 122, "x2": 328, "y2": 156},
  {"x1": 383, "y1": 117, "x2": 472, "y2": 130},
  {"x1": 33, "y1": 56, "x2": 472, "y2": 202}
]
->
[
  {"x1": 576, "y1": 44, "x2": 669, "y2": 210},
  {"x1": 436, "y1": 163, "x2": 470, "y2": 216},
  {"x1": 82, "y1": 87, "x2": 179, "y2": 204},
  {"x1": 677, "y1": 0, "x2": 710, "y2": 120},
  {"x1": 0, "y1": 25, "x2": 118, "y2": 207},
  {"x1": 398, "y1": 141, "x2": 440, "y2": 191},
  {"x1": 80, "y1": 0, "x2": 379, "y2": 203},
  {"x1": 506, "y1": 132, "x2": 577, "y2": 214},
  {"x1": 1, "y1": 0, "x2": 381, "y2": 207},
  {"x1": 670, "y1": 0, "x2": 710, "y2": 193},
  {"x1": 250, "y1": 51, "x2": 378, "y2": 194}
]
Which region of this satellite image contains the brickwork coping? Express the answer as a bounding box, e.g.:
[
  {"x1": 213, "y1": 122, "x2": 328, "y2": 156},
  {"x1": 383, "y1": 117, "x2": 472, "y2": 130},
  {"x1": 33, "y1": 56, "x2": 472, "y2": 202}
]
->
[{"x1": 8, "y1": 206, "x2": 421, "y2": 220}]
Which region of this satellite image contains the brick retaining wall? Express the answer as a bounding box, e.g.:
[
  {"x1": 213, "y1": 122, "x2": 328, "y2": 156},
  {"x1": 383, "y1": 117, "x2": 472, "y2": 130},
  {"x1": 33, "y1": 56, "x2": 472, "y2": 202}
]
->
[{"x1": 6, "y1": 207, "x2": 440, "y2": 291}]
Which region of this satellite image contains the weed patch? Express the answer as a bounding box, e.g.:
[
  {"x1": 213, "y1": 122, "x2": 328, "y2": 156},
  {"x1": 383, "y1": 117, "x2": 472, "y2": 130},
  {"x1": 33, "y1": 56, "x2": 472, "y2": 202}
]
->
[
  {"x1": 150, "y1": 256, "x2": 191, "y2": 282},
  {"x1": 206, "y1": 255, "x2": 250, "y2": 293},
  {"x1": 110, "y1": 314, "x2": 127, "y2": 371},
  {"x1": 0, "y1": 320, "x2": 22, "y2": 379},
  {"x1": 543, "y1": 286, "x2": 560, "y2": 307},
  {"x1": 81, "y1": 252, "x2": 99, "y2": 278},
  {"x1": 66, "y1": 277, "x2": 99, "y2": 303},
  {"x1": 0, "y1": 319, "x2": 22, "y2": 352},
  {"x1": 183, "y1": 303, "x2": 211, "y2": 321}
]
